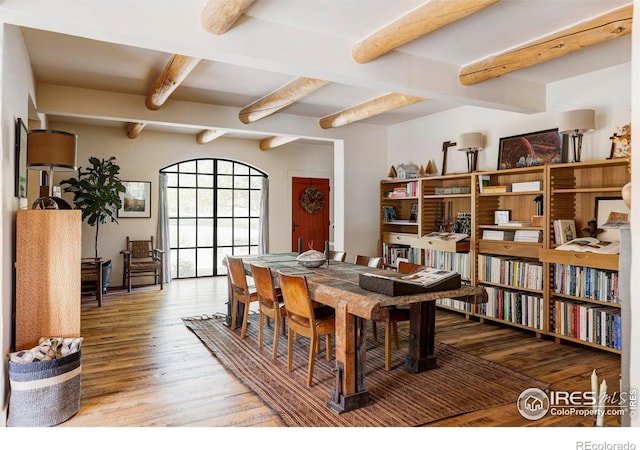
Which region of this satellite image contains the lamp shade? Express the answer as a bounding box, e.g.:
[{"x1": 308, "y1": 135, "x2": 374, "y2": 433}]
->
[
  {"x1": 558, "y1": 109, "x2": 595, "y2": 134},
  {"x1": 27, "y1": 129, "x2": 77, "y2": 171},
  {"x1": 457, "y1": 132, "x2": 483, "y2": 151}
]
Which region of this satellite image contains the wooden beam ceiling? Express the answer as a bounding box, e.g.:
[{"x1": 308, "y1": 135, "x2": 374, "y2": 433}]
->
[
  {"x1": 239, "y1": 77, "x2": 330, "y2": 124},
  {"x1": 352, "y1": 0, "x2": 499, "y2": 64},
  {"x1": 319, "y1": 93, "x2": 424, "y2": 129},
  {"x1": 259, "y1": 136, "x2": 299, "y2": 151},
  {"x1": 146, "y1": 54, "x2": 202, "y2": 110},
  {"x1": 126, "y1": 122, "x2": 146, "y2": 139},
  {"x1": 201, "y1": 0, "x2": 255, "y2": 35},
  {"x1": 196, "y1": 129, "x2": 226, "y2": 144},
  {"x1": 459, "y1": 3, "x2": 633, "y2": 86}
]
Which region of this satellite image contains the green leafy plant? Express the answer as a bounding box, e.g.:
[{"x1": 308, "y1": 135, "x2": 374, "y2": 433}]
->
[{"x1": 61, "y1": 156, "x2": 126, "y2": 258}]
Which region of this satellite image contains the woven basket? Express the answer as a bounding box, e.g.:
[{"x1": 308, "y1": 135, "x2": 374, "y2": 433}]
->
[{"x1": 7, "y1": 350, "x2": 81, "y2": 427}]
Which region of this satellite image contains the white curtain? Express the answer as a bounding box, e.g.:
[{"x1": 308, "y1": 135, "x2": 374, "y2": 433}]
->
[
  {"x1": 259, "y1": 177, "x2": 269, "y2": 254},
  {"x1": 156, "y1": 173, "x2": 172, "y2": 283}
]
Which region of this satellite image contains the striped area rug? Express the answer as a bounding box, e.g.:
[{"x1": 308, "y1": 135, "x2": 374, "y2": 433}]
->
[{"x1": 183, "y1": 314, "x2": 548, "y2": 427}]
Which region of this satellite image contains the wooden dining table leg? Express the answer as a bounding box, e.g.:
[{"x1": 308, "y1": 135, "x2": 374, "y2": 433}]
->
[
  {"x1": 327, "y1": 298, "x2": 370, "y2": 413},
  {"x1": 404, "y1": 300, "x2": 438, "y2": 373}
]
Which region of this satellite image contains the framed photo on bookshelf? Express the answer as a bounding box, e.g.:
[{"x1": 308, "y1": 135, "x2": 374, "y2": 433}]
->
[
  {"x1": 118, "y1": 181, "x2": 151, "y2": 218},
  {"x1": 553, "y1": 219, "x2": 577, "y2": 244},
  {"x1": 497, "y1": 128, "x2": 568, "y2": 170},
  {"x1": 595, "y1": 196, "x2": 629, "y2": 242}
]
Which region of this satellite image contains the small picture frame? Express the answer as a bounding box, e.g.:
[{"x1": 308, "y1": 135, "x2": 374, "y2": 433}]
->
[
  {"x1": 118, "y1": 181, "x2": 151, "y2": 218},
  {"x1": 498, "y1": 129, "x2": 567, "y2": 170},
  {"x1": 595, "y1": 196, "x2": 629, "y2": 242},
  {"x1": 494, "y1": 210, "x2": 510, "y2": 225},
  {"x1": 14, "y1": 118, "x2": 28, "y2": 198}
]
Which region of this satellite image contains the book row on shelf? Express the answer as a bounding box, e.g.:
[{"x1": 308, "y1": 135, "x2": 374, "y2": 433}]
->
[
  {"x1": 479, "y1": 286, "x2": 544, "y2": 330},
  {"x1": 423, "y1": 249, "x2": 471, "y2": 280},
  {"x1": 482, "y1": 229, "x2": 542, "y2": 242},
  {"x1": 553, "y1": 263, "x2": 619, "y2": 303},
  {"x1": 436, "y1": 296, "x2": 474, "y2": 312},
  {"x1": 381, "y1": 243, "x2": 420, "y2": 268},
  {"x1": 477, "y1": 255, "x2": 544, "y2": 291},
  {"x1": 388, "y1": 180, "x2": 420, "y2": 198},
  {"x1": 553, "y1": 300, "x2": 621, "y2": 350}
]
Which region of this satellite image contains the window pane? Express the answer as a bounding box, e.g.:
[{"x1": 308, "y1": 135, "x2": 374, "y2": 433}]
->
[
  {"x1": 217, "y1": 190, "x2": 233, "y2": 216},
  {"x1": 169, "y1": 218, "x2": 178, "y2": 248},
  {"x1": 216, "y1": 253, "x2": 228, "y2": 275},
  {"x1": 234, "y1": 191, "x2": 249, "y2": 217},
  {"x1": 168, "y1": 189, "x2": 178, "y2": 217},
  {"x1": 235, "y1": 175, "x2": 249, "y2": 189},
  {"x1": 198, "y1": 189, "x2": 214, "y2": 217},
  {"x1": 250, "y1": 176, "x2": 262, "y2": 189},
  {"x1": 178, "y1": 219, "x2": 196, "y2": 247},
  {"x1": 180, "y1": 173, "x2": 197, "y2": 187},
  {"x1": 218, "y1": 175, "x2": 232, "y2": 188},
  {"x1": 218, "y1": 160, "x2": 233, "y2": 174},
  {"x1": 235, "y1": 164, "x2": 249, "y2": 175},
  {"x1": 250, "y1": 190, "x2": 261, "y2": 216},
  {"x1": 234, "y1": 219, "x2": 249, "y2": 245},
  {"x1": 170, "y1": 250, "x2": 178, "y2": 279},
  {"x1": 178, "y1": 249, "x2": 196, "y2": 278},
  {"x1": 178, "y1": 189, "x2": 197, "y2": 217},
  {"x1": 197, "y1": 248, "x2": 213, "y2": 277},
  {"x1": 167, "y1": 173, "x2": 178, "y2": 187},
  {"x1": 217, "y1": 219, "x2": 233, "y2": 246},
  {"x1": 250, "y1": 218, "x2": 259, "y2": 245},
  {"x1": 180, "y1": 161, "x2": 197, "y2": 173},
  {"x1": 197, "y1": 219, "x2": 214, "y2": 246},
  {"x1": 198, "y1": 159, "x2": 214, "y2": 174}
]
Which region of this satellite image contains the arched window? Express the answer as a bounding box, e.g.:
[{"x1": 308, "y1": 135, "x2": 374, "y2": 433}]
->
[{"x1": 161, "y1": 158, "x2": 267, "y2": 278}]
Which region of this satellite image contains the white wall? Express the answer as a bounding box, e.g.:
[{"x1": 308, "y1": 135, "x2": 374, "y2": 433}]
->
[
  {"x1": 388, "y1": 63, "x2": 631, "y2": 173},
  {"x1": 48, "y1": 121, "x2": 337, "y2": 286},
  {"x1": 0, "y1": 23, "x2": 36, "y2": 427}
]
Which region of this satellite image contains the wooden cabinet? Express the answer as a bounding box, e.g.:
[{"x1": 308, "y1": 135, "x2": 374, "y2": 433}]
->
[{"x1": 15, "y1": 210, "x2": 82, "y2": 349}]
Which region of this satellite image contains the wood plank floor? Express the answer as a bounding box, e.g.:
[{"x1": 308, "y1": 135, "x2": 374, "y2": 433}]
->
[{"x1": 61, "y1": 277, "x2": 621, "y2": 428}]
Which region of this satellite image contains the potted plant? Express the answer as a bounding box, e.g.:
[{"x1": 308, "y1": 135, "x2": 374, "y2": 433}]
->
[{"x1": 60, "y1": 156, "x2": 126, "y2": 293}]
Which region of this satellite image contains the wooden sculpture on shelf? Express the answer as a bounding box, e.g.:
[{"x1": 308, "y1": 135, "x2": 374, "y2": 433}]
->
[
  {"x1": 425, "y1": 160, "x2": 437, "y2": 175},
  {"x1": 387, "y1": 165, "x2": 397, "y2": 179}
]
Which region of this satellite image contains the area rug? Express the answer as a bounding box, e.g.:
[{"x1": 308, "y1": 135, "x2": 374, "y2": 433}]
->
[{"x1": 183, "y1": 314, "x2": 548, "y2": 427}]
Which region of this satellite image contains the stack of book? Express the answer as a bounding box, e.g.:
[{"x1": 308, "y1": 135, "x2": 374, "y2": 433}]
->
[
  {"x1": 482, "y1": 230, "x2": 515, "y2": 241},
  {"x1": 389, "y1": 187, "x2": 408, "y2": 198},
  {"x1": 483, "y1": 185, "x2": 511, "y2": 193},
  {"x1": 514, "y1": 230, "x2": 542, "y2": 242},
  {"x1": 511, "y1": 181, "x2": 542, "y2": 192}
]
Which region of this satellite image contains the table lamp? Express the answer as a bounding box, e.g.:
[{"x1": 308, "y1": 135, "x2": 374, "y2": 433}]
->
[
  {"x1": 27, "y1": 129, "x2": 77, "y2": 208},
  {"x1": 457, "y1": 132, "x2": 484, "y2": 173},
  {"x1": 559, "y1": 109, "x2": 595, "y2": 163}
]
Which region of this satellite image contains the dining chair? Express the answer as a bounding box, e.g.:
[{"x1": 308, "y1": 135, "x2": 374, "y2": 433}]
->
[
  {"x1": 329, "y1": 250, "x2": 347, "y2": 262},
  {"x1": 250, "y1": 264, "x2": 287, "y2": 359},
  {"x1": 370, "y1": 261, "x2": 424, "y2": 370},
  {"x1": 277, "y1": 271, "x2": 335, "y2": 387},
  {"x1": 227, "y1": 256, "x2": 259, "y2": 339},
  {"x1": 121, "y1": 236, "x2": 164, "y2": 292},
  {"x1": 81, "y1": 257, "x2": 103, "y2": 307},
  {"x1": 354, "y1": 254, "x2": 383, "y2": 268}
]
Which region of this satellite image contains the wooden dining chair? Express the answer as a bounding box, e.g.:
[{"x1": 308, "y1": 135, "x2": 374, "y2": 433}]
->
[
  {"x1": 277, "y1": 271, "x2": 335, "y2": 387},
  {"x1": 227, "y1": 256, "x2": 259, "y2": 339},
  {"x1": 355, "y1": 254, "x2": 383, "y2": 268},
  {"x1": 328, "y1": 250, "x2": 347, "y2": 262},
  {"x1": 250, "y1": 264, "x2": 287, "y2": 359}
]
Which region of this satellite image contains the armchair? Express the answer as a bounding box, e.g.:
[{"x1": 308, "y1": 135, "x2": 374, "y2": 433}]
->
[{"x1": 121, "y1": 236, "x2": 164, "y2": 292}]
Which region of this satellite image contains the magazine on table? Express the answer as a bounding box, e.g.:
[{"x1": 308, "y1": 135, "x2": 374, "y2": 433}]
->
[
  {"x1": 398, "y1": 267, "x2": 460, "y2": 287},
  {"x1": 555, "y1": 237, "x2": 619, "y2": 254}
]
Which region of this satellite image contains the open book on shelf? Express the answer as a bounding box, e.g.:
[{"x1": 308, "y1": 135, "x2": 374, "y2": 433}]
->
[
  {"x1": 555, "y1": 237, "x2": 620, "y2": 254},
  {"x1": 424, "y1": 232, "x2": 468, "y2": 242}
]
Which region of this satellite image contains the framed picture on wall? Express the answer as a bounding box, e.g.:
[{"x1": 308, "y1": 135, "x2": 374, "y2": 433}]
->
[
  {"x1": 118, "y1": 181, "x2": 151, "y2": 218},
  {"x1": 14, "y1": 118, "x2": 28, "y2": 198},
  {"x1": 497, "y1": 128, "x2": 567, "y2": 170}
]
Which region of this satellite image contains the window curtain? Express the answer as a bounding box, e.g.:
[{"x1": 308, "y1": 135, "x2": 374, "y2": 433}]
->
[
  {"x1": 156, "y1": 173, "x2": 172, "y2": 283},
  {"x1": 259, "y1": 177, "x2": 269, "y2": 254}
]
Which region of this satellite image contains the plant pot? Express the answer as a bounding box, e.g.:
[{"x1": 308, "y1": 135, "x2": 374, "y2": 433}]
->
[{"x1": 101, "y1": 260, "x2": 112, "y2": 294}]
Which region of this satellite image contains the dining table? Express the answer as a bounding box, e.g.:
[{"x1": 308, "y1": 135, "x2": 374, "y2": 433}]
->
[{"x1": 235, "y1": 252, "x2": 487, "y2": 413}]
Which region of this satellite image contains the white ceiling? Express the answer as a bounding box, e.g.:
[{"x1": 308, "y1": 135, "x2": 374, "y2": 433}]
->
[{"x1": 1, "y1": 0, "x2": 633, "y2": 141}]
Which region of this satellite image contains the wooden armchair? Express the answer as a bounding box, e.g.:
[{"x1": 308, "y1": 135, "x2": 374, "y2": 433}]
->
[
  {"x1": 121, "y1": 236, "x2": 164, "y2": 292},
  {"x1": 81, "y1": 257, "x2": 103, "y2": 307}
]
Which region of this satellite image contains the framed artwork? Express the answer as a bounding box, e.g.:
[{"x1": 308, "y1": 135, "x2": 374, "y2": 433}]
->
[
  {"x1": 118, "y1": 181, "x2": 151, "y2": 218},
  {"x1": 498, "y1": 128, "x2": 567, "y2": 170},
  {"x1": 14, "y1": 118, "x2": 28, "y2": 198},
  {"x1": 595, "y1": 196, "x2": 629, "y2": 242}
]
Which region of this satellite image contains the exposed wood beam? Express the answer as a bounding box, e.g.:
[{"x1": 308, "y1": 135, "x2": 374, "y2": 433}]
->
[
  {"x1": 146, "y1": 54, "x2": 201, "y2": 110},
  {"x1": 196, "y1": 129, "x2": 226, "y2": 144},
  {"x1": 126, "y1": 122, "x2": 146, "y2": 139},
  {"x1": 259, "y1": 136, "x2": 299, "y2": 151},
  {"x1": 239, "y1": 77, "x2": 330, "y2": 124},
  {"x1": 319, "y1": 93, "x2": 424, "y2": 129},
  {"x1": 352, "y1": 0, "x2": 499, "y2": 64},
  {"x1": 201, "y1": 0, "x2": 255, "y2": 35},
  {"x1": 459, "y1": 3, "x2": 633, "y2": 86}
]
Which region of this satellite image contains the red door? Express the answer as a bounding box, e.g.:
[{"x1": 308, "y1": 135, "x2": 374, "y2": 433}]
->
[{"x1": 292, "y1": 177, "x2": 330, "y2": 252}]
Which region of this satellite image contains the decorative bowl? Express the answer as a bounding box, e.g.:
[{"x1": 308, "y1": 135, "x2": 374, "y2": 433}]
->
[{"x1": 296, "y1": 250, "x2": 326, "y2": 268}]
